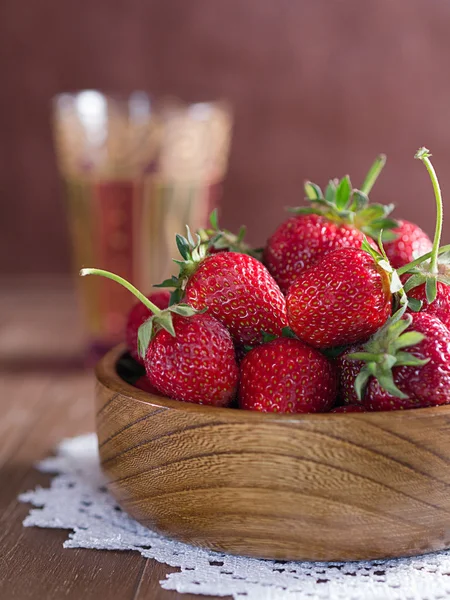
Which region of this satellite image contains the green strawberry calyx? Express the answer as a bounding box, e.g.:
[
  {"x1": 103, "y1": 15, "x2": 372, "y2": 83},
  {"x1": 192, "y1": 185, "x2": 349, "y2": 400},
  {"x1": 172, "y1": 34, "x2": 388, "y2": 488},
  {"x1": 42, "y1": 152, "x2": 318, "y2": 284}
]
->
[
  {"x1": 80, "y1": 268, "x2": 199, "y2": 359},
  {"x1": 397, "y1": 148, "x2": 446, "y2": 305},
  {"x1": 238, "y1": 327, "x2": 298, "y2": 355},
  {"x1": 361, "y1": 234, "x2": 425, "y2": 312},
  {"x1": 156, "y1": 211, "x2": 262, "y2": 304},
  {"x1": 197, "y1": 209, "x2": 262, "y2": 259},
  {"x1": 345, "y1": 306, "x2": 429, "y2": 400},
  {"x1": 361, "y1": 235, "x2": 404, "y2": 297},
  {"x1": 289, "y1": 155, "x2": 398, "y2": 241},
  {"x1": 155, "y1": 227, "x2": 208, "y2": 304}
]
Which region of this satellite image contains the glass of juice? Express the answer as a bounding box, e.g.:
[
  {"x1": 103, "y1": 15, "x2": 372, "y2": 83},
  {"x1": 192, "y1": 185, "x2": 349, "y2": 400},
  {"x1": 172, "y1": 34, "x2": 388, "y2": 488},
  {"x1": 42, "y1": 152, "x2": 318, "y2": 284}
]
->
[{"x1": 52, "y1": 91, "x2": 232, "y2": 363}]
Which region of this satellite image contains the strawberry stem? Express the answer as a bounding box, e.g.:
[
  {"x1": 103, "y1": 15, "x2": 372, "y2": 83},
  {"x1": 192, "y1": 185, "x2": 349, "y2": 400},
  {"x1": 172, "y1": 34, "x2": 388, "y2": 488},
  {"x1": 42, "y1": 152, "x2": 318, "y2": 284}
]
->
[
  {"x1": 396, "y1": 243, "x2": 450, "y2": 275},
  {"x1": 80, "y1": 268, "x2": 162, "y2": 315},
  {"x1": 360, "y1": 154, "x2": 386, "y2": 195},
  {"x1": 415, "y1": 147, "x2": 443, "y2": 275}
]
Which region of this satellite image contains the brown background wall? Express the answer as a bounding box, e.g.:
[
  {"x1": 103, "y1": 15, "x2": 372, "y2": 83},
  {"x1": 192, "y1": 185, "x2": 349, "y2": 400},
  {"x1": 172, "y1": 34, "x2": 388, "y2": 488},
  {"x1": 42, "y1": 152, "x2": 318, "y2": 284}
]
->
[{"x1": 1, "y1": 0, "x2": 450, "y2": 275}]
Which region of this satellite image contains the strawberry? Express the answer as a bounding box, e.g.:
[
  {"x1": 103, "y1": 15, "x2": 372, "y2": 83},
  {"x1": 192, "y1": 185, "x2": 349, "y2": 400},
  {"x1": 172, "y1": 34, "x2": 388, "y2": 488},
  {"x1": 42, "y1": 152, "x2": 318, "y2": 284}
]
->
[
  {"x1": 339, "y1": 311, "x2": 450, "y2": 411},
  {"x1": 158, "y1": 232, "x2": 288, "y2": 347},
  {"x1": 126, "y1": 291, "x2": 170, "y2": 363},
  {"x1": 383, "y1": 219, "x2": 432, "y2": 269},
  {"x1": 330, "y1": 405, "x2": 367, "y2": 413},
  {"x1": 80, "y1": 269, "x2": 239, "y2": 406},
  {"x1": 145, "y1": 313, "x2": 239, "y2": 406},
  {"x1": 239, "y1": 337, "x2": 337, "y2": 413},
  {"x1": 286, "y1": 246, "x2": 392, "y2": 348},
  {"x1": 264, "y1": 156, "x2": 397, "y2": 293}
]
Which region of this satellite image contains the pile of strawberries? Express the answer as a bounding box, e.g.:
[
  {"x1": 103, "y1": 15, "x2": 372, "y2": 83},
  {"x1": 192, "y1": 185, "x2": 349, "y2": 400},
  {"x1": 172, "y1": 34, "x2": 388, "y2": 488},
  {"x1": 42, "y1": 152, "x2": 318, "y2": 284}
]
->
[{"x1": 82, "y1": 148, "x2": 450, "y2": 413}]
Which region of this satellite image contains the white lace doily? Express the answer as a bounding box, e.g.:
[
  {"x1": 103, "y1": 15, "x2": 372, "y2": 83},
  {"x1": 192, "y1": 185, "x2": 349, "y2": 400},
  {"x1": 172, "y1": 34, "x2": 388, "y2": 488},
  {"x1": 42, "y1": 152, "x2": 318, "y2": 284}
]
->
[{"x1": 19, "y1": 434, "x2": 450, "y2": 600}]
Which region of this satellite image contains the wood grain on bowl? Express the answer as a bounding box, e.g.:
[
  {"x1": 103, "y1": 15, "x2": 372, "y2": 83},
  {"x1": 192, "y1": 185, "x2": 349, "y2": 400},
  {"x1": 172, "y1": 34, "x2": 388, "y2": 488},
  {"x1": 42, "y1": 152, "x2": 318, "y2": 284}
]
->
[{"x1": 96, "y1": 344, "x2": 450, "y2": 562}]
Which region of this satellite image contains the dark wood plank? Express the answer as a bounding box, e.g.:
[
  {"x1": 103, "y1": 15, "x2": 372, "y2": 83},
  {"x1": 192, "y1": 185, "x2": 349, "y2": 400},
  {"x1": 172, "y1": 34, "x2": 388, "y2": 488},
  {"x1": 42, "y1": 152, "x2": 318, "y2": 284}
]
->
[
  {"x1": 0, "y1": 489, "x2": 147, "y2": 600},
  {"x1": 0, "y1": 458, "x2": 225, "y2": 600},
  {"x1": 0, "y1": 281, "x2": 230, "y2": 599}
]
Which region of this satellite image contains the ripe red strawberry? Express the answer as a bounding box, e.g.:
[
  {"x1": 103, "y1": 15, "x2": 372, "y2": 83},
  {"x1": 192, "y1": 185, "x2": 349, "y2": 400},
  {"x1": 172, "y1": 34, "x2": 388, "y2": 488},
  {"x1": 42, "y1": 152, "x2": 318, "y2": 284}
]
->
[
  {"x1": 239, "y1": 337, "x2": 337, "y2": 413},
  {"x1": 126, "y1": 291, "x2": 170, "y2": 363},
  {"x1": 146, "y1": 313, "x2": 239, "y2": 406},
  {"x1": 339, "y1": 312, "x2": 450, "y2": 411},
  {"x1": 383, "y1": 219, "x2": 432, "y2": 269},
  {"x1": 159, "y1": 234, "x2": 288, "y2": 347},
  {"x1": 264, "y1": 157, "x2": 396, "y2": 293},
  {"x1": 264, "y1": 214, "x2": 372, "y2": 294},
  {"x1": 81, "y1": 269, "x2": 239, "y2": 406},
  {"x1": 286, "y1": 247, "x2": 392, "y2": 348},
  {"x1": 330, "y1": 405, "x2": 367, "y2": 413}
]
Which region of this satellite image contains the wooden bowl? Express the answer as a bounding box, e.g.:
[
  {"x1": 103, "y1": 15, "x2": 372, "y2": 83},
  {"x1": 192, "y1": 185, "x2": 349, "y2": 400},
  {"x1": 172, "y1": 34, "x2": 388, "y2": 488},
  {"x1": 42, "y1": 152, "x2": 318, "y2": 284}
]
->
[{"x1": 95, "y1": 344, "x2": 450, "y2": 562}]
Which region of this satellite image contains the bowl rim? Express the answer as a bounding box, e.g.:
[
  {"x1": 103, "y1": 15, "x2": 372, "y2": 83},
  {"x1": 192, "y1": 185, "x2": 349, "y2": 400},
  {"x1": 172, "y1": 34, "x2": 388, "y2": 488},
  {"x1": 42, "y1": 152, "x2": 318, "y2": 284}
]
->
[{"x1": 95, "y1": 343, "x2": 450, "y2": 423}]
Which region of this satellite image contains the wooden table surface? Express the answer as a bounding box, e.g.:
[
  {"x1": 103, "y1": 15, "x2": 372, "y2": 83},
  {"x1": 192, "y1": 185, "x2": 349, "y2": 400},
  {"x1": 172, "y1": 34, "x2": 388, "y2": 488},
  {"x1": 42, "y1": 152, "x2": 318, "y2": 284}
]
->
[{"x1": 0, "y1": 278, "x2": 228, "y2": 600}]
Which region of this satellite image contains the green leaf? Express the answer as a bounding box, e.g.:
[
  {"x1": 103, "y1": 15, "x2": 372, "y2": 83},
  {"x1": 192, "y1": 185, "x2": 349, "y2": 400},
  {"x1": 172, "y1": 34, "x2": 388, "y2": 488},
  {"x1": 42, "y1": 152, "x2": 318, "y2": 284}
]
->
[
  {"x1": 347, "y1": 351, "x2": 382, "y2": 363},
  {"x1": 437, "y1": 250, "x2": 450, "y2": 266},
  {"x1": 393, "y1": 331, "x2": 425, "y2": 349},
  {"x1": 407, "y1": 296, "x2": 423, "y2": 312},
  {"x1": 137, "y1": 317, "x2": 154, "y2": 359},
  {"x1": 356, "y1": 205, "x2": 386, "y2": 222},
  {"x1": 154, "y1": 276, "x2": 178, "y2": 289},
  {"x1": 395, "y1": 351, "x2": 430, "y2": 367},
  {"x1": 386, "y1": 315, "x2": 411, "y2": 339},
  {"x1": 381, "y1": 203, "x2": 396, "y2": 217},
  {"x1": 379, "y1": 229, "x2": 398, "y2": 242},
  {"x1": 325, "y1": 180, "x2": 337, "y2": 203},
  {"x1": 361, "y1": 236, "x2": 381, "y2": 262},
  {"x1": 237, "y1": 225, "x2": 246, "y2": 243},
  {"x1": 186, "y1": 226, "x2": 195, "y2": 248},
  {"x1": 380, "y1": 353, "x2": 397, "y2": 370},
  {"x1": 390, "y1": 271, "x2": 403, "y2": 294},
  {"x1": 376, "y1": 217, "x2": 398, "y2": 230},
  {"x1": 209, "y1": 208, "x2": 219, "y2": 230},
  {"x1": 304, "y1": 181, "x2": 323, "y2": 201},
  {"x1": 335, "y1": 176, "x2": 351, "y2": 210},
  {"x1": 361, "y1": 236, "x2": 374, "y2": 254},
  {"x1": 349, "y1": 190, "x2": 369, "y2": 212},
  {"x1": 261, "y1": 331, "x2": 278, "y2": 343},
  {"x1": 377, "y1": 371, "x2": 408, "y2": 399},
  {"x1": 378, "y1": 259, "x2": 393, "y2": 273},
  {"x1": 426, "y1": 277, "x2": 437, "y2": 303},
  {"x1": 321, "y1": 345, "x2": 347, "y2": 359},
  {"x1": 403, "y1": 273, "x2": 426, "y2": 293},
  {"x1": 176, "y1": 234, "x2": 190, "y2": 260},
  {"x1": 387, "y1": 305, "x2": 408, "y2": 326},
  {"x1": 281, "y1": 326, "x2": 298, "y2": 339},
  {"x1": 287, "y1": 206, "x2": 322, "y2": 215},
  {"x1": 157, "y1": 312, "x2": 176, "y2": 337},
  {"x1": 169, "y1": 289, "x2": 183, "y2": 305},
  {"x1": 354, "y1": 369, "x2": 371, "y2": 401},
  {"x1": 168, "y1": 304, "x2": 199, "y2": 317},
  {"x1": 438, "y1": 274, "x2": 450, "y2": 286}
]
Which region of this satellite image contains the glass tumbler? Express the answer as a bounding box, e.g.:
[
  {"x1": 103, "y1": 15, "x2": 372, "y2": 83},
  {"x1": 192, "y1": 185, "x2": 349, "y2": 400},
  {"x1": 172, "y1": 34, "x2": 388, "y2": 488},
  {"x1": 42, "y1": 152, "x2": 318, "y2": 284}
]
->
[{"x1": 52, "y1": 91, "x2": 232, "y2": 361}]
